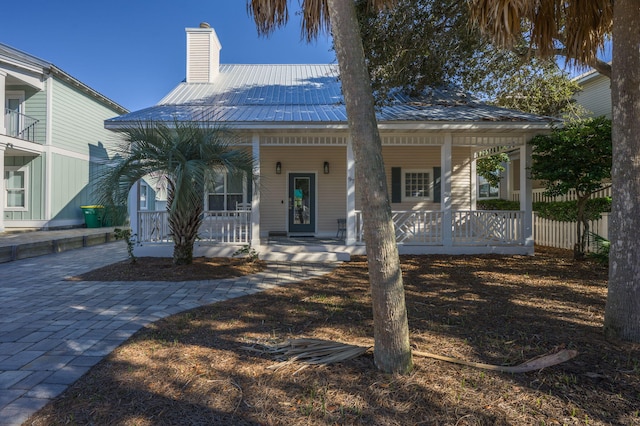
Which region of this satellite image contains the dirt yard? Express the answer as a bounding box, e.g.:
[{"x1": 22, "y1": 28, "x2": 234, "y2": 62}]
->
[{"x1": 27, "y1": 247, "x2": 639, "y2": 425}]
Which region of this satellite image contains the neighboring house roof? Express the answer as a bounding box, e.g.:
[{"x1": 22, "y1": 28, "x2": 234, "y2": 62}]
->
[
  {"x1": 0, "y1": 42, "x2": 128, "y2": 114},
  {"x1": 105, "y1": 64, "x2": 550, "y2": 129}
]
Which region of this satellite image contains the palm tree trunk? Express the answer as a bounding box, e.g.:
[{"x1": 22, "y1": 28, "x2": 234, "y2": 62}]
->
[
  {"x1": 166, "y1": 182, "x2": 203, "y2": 265},
  {"x1": 604, "y1": 0, "x2": 640, "y2": 342},
  {"x1": 326, "y1": 0, "x2": 412, "y2": 374}
]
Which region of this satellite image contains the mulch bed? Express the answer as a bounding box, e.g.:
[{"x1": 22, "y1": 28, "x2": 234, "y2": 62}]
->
[
  {"x1": 68, "y1": 257, "x2": 266, "y2": 281},
  {"x1": 28, "y1": 246, "x2": 639, "y2": 425}
]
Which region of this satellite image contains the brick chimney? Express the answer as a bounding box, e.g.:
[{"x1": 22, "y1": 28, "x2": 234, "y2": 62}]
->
[{"x1": 185, "y1": 22, "x2": 221, "y2": 83}]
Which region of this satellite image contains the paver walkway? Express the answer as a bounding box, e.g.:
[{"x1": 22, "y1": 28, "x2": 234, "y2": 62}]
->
[{"x1": 0, "y1": 242, "x2": 337, "y2": 425}]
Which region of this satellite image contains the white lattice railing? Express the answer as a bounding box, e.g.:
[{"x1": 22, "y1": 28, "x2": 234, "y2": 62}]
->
[
  {"x1": 452, "y1": 210, "x2": 524, "y2": 245},
  {"x1": 355, "y1": 210, "x2": 523, "y2": 246},
  {"x1": 137, "y1": 211, "x2": 251, "y2": 244}
]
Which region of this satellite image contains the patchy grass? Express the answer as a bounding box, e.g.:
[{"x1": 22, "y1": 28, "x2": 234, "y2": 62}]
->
[{"x1": 28, "y1": 247, "x2": 639, "y2": 425}]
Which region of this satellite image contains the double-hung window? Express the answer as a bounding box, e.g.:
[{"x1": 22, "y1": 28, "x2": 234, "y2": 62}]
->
[
  {"x1": 4, "y1": 166, "x2": 28, "y2": 210},
  {"x1": 403, "y1": 169, "x2": 432, "y2": 200},
  {"x1": 207, "y1": 173, "x2": 250, "y2": 211}
]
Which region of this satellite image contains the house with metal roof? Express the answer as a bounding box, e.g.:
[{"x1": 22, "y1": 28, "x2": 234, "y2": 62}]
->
[
  {"x1": 106, "y1": 24, "x2": 551, "y2": 260},
  {"x1": 1, "y1": 43, "x2": 128, "y2": 232}
]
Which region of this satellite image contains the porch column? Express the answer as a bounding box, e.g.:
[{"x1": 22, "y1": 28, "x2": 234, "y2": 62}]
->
[
  {"x1": 0, "y1": 145, "x2": 5, "y2": 232},
  {"x1": 0, "y1": 71, "x2": 6, "y2": 134},
  {"x1": 520, "y1": 142, "x2": 534, "y2": 250},
  {"x1": 346, "y1": 137, "x2": 356, "y2": 245},
  {"x1": 470, "y1": 155, "x2": 477, "y2": 210},
  {"x1": 441, "y1": 134, "x2": 453, "y2": 247},
  {"x1": 251, "y1": 133, "x2": 261, "y2": 245}
]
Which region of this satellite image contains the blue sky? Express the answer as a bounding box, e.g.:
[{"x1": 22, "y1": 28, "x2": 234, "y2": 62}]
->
[{"x1": 1, "y1": 1, "x2": 334, "y2": 111}]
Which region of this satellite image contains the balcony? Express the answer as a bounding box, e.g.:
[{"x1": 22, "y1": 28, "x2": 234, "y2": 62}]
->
[{"x1": 4, "y1": 109, "x2": 40, "y2": 142}]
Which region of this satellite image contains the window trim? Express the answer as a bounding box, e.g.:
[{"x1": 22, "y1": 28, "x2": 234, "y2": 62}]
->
[
  {"x1": 402, "y1": 169, "x2": 433, "y2": 201},
  {"x1": 477, "y1": 175, "x2": 500, "y2": 199},
  {"x1": 139, "y1": 181, "x2": 149, "y2": 210},
  {"x1": 206, "y1": 172, "x2": 249, "y2": 211},
  {"x1": 4, "y1": 165, "x2": 29, "y2": 211}
]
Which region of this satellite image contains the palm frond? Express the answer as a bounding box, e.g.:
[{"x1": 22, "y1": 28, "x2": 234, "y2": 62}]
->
[
  {"x1": 468, "y1": 0, "x2": 612, "y2": 66},
  {"x1": 247, "y1": 0, "x2": 289, "y2": 35}
]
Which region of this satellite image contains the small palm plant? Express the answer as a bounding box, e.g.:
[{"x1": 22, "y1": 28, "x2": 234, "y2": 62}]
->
[{"x1": 98, "y1": 120, "x2": 254, "y2": 265}]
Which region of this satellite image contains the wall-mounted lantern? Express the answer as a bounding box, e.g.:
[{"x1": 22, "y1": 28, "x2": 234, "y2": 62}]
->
[
  {"x1": 323, "y1": 161, "x2": 330, "y2": 174},
  {"x1": 276, "y1": 162, "x2": 282, "y2": 174}
]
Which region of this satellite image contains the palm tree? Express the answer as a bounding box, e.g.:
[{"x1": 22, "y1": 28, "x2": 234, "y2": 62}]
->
[
  {"x1": 247, "y1": 0, "x2": 413, "y2": 374},
  {"x1": 469, "y1": 0, "x2": 640, "y2": 342},
  {"x1": 98, "y1": 120, "x2": 254, "y2": 265}
]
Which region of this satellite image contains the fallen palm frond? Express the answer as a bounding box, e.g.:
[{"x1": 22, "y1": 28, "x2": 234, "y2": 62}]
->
[
  {"x1": 243, "y1": 338, "x2": 371, "y2": 373},
  {"x1": 413, "y1": 347, "x2": 578, "y2": 373},
  {"x1": 244, "y1": 338, "x2": 577, "y2": 374}
]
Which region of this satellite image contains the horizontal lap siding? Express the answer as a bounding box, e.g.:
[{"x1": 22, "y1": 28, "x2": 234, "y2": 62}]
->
[
  {"x1": 573, "y1": 75, "x2": 612, "y2": 118},
  {"x1": 354, "y1": 146, "x2": 471, "y2": 210},
  {"x1": 451, "y1": 147, "x2": 472, "y2": 209},
  {"x1": 50, "y1": 78, "x2": 122, "y2": 157},
  {"x1": 260, "y1": 146, "x2": 346, "y2": 236},
  {"x1": 50, "y1": 154, "x2": 94, "y2": 221}
]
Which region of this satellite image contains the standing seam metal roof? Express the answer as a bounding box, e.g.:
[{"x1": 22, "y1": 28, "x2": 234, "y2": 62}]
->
[{"x1": 106, "y1": 64, "x2": 549, "y2": 125}]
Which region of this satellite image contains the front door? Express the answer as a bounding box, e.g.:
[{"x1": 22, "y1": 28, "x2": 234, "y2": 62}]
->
[{"x1": 288, "y1": 173, "x2": 316, "y2": 234}]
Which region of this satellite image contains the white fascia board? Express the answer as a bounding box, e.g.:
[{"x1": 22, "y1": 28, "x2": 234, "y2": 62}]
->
[
  {"x1": 105, "y1": 120, "x2": 552, "y2": 133},
  {"x1": 1, "y1": 64, "x2": 43, "y2": 90}
]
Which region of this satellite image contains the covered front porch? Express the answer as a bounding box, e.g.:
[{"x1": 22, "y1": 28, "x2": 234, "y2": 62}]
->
[{"x1": 130, "y1": 128, "x2": 535, "y2": 260}]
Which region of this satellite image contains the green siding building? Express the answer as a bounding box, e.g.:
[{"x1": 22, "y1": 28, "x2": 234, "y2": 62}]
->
[{"x1": 1, "y1": 42, "x2": 127, "y2": 231}]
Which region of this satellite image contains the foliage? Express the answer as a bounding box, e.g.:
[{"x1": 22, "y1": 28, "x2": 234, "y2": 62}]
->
[
  {"x1": 534, "y1": 198, "x2": 611, "y2": 222},
  {"x1": 232, "y1": 244, "x2": 260, "y2": 262},
  {"x1": 529, "y1": 117, "x2": 612, "y2": 258},
  {"x1": 477, "y1": 199, "x2": 520, "y2": 211},
  {"x1": 587, "y1": 232, "x2": 610, "y2": 265},
  {"x1": 97, "y1": 120, "x2": 254, "y2": 265},
  {"x1": 114, "y1": 228, "x2": 137, "y2": 264},
  {"x1": 476, "y1": 152, "x2": 510, "y2": 188},
  {"x1": 529, "y1": 117, "x2": 612, "y2": 198},
  {"x1": 356, "y1": 0, "x2": 585, "y2": 119}
]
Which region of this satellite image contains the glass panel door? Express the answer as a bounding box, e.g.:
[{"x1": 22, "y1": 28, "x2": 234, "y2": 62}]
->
[
  {"x1": 5, "y1": 93, "x2": 24, "y2": 138},
  {"x1": 288, "y1": 173, "x2": 316, "y2": 233}
]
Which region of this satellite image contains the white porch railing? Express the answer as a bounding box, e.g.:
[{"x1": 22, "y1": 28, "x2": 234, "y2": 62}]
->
[
  {"x1": 137, "y1": 210, "x2": 251, "y2": 244},
  {"x1": 452, "y1": 210, "x2": 524, "y2": 245},
  {"x1": 355, "y1": 210, "x2": 524, "y2": 246}
]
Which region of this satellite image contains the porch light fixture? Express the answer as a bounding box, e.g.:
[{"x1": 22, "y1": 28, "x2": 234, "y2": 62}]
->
[
  {"x1": 276, "y1": 162, "x2": 282, "y2": 174},
  {"x1": 323, "y1": 161, "x2": 330, "y2": 174}
]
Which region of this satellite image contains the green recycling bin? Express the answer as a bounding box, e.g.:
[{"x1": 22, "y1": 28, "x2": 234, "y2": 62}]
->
[{"x1": 80, "y1": 205, "x2": 105, "y2": 228}]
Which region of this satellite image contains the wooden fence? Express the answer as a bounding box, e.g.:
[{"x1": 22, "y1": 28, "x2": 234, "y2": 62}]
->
[{"x1": 534, "y1": 212, "x2": 609, "y2": 250}]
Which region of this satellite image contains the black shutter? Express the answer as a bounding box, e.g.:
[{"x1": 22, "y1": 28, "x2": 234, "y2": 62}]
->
[
  {"x1": 391, "y1": 167, "x2": 402, "y2": 203},
  {"x1": 433, "y1": 167, "x2": 441, "y2": 203}
]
